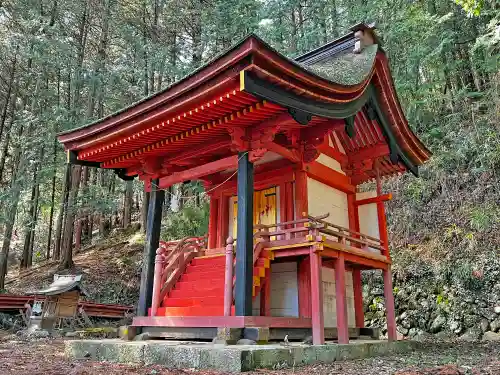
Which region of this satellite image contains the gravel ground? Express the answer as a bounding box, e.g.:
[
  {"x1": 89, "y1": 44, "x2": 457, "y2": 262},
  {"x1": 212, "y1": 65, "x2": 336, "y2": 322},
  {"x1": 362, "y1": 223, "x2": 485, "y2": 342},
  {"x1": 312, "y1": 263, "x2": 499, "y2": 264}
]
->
[{"x1": 0, "y1": 335, "x2": 498, "y2": 375}]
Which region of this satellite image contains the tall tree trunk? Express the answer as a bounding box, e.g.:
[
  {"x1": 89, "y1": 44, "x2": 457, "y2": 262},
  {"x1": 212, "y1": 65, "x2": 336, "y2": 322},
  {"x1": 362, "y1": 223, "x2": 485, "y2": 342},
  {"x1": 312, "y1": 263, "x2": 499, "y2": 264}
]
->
[
  {"x1": 60, "y1": 165, "x2": 82, "y2": 269},
  {"x1": 0, "y1": 115, "x2": 14, "y2": 184},
  {"x1": 53, "y1": 163, "x2": 71, "y2": 259},
  {"x1": 123, "y1": 180, "x2": 133, "y2": 228},
  {"x1": 0, "y1": 51, "x2": 17, "y2": 142},
  {"x1": 0, "y1": 137, "x2": 25, "y2": 289},
  {"x1": 74, "y1": 166, "x2": 88, "y2": 252},
  {"x1": 142, "y1": 189, "x2": 150, "y2": 232},
  {"x1": 20, "y1": 160, "x2": 41, "y2": 269},
  {"x1": 27, "y1": 174, "x2": 41, "y2": 267},
  {"x1": 46, "y1": 140, "x2": 58, "y2": 259}
]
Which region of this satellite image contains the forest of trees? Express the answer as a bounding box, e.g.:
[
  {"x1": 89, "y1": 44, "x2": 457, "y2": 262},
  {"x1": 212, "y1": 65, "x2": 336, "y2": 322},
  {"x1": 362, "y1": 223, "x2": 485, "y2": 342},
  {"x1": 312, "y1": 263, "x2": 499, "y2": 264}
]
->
[{"x1": 0, "y1": 0, "x2": 498, "y2": 290}]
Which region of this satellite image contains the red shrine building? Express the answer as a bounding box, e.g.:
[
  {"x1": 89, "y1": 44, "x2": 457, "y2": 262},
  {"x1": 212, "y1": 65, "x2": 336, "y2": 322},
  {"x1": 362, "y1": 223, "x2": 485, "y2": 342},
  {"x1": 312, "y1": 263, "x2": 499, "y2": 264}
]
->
[{"x1": 58, "y1": 24, "x2": 430, "y2": 345}]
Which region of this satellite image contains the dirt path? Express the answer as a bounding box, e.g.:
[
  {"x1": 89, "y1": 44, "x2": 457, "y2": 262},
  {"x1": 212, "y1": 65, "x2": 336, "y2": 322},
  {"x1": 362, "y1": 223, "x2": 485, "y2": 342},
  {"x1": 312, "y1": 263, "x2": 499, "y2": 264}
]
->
[{"x1": 0, "y1": 337, "x2": 498, "y2": 375}]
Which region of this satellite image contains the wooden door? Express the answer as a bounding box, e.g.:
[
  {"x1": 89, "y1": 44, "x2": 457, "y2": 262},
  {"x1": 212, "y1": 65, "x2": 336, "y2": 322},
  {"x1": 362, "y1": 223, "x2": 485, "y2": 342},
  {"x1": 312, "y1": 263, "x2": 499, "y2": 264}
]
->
[{"x1": 231, "y1": 186, "x2": 277, "y2": 239}]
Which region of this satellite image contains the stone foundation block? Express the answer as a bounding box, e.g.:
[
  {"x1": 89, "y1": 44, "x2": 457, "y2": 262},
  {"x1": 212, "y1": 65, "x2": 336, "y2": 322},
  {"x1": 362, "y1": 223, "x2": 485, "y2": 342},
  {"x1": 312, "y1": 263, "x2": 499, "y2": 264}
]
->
[
  {"x1": 216, "y1": 327, "x2": 242, "y2": 344},
  {"x1": 119, "y1": 326, "x2": 137, "y2": 341},
  {"x1": 243, "y1": 327, "x2": 269, "y2": 343},
  {"x1": 98, "y1": 340, "x2": 145, "y2": 363}
]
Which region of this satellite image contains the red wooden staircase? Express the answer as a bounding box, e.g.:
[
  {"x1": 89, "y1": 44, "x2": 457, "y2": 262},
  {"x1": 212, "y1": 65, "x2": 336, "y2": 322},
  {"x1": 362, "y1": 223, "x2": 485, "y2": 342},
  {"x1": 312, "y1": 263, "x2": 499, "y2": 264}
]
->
[{"x1": 154, "y1": 249, "x2": 273, "y2": 317}]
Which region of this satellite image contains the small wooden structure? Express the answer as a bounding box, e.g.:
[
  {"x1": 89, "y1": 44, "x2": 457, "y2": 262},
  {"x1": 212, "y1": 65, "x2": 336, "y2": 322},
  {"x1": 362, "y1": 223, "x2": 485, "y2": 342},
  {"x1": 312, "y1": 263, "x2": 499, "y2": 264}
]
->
[
  {"x1": 57, "y1": 24, "x2": 431, "y2": 344},
  {"x1": 30, "y1": 274, "x2": 87, "y2": 330}
]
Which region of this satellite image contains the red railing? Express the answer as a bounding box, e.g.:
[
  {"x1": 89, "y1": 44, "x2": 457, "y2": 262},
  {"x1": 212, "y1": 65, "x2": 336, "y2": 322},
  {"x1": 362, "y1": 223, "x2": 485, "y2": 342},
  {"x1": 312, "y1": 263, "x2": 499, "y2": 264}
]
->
[{"x1": 150, "y1": 236, "x2": 206, "y2": 316}]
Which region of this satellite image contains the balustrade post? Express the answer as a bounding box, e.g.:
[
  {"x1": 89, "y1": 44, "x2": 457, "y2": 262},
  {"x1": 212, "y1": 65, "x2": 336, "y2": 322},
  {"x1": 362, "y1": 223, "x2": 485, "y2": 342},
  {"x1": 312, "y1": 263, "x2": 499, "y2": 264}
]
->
[
  {"x1": 151, "y1": 247, "x2": 165, "y2": 316},
  {"x1": 224, "y1": 237, "x2": 235, "y2": 316}
]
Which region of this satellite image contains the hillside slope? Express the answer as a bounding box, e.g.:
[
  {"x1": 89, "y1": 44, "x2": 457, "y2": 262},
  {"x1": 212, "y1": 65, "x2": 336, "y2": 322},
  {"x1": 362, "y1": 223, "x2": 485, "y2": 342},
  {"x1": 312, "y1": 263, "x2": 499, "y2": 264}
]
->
[{"x1": 4, "y1": 229, "x2": 144, "y2": 306}]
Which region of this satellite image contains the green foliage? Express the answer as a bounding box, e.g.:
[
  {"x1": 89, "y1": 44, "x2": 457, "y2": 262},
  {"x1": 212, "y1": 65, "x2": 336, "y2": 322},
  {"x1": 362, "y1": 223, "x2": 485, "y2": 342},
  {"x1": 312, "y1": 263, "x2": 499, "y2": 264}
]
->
[
  {"x1": 468, "y1": 205, "x2": 498, "y2": 232},
  {"x1": 161, "y1": 203, "x2": 209, "y2": 241},
  {"x1": 454, "y1": 0, "x2": 484, "y2": 16}
]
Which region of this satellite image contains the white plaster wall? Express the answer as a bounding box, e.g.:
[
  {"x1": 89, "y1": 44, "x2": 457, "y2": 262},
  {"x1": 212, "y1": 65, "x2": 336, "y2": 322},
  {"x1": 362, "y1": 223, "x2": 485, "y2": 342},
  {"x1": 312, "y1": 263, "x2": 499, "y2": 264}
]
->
[
  {"x1": 322, "y1": 267, "x2": 356, "y2": 328},
  {"x1": 316, "y1": 153, "x2": 346, "y2": 175},
  {"x1": 356, "y1": 191, "x2": 381, "y2": 253},
  {"x1": 252, "y1": 261, "x2": 299, "y2": 317},
  {"x1": 307, "y1": 178, "x2": 349, "y2": 229}
]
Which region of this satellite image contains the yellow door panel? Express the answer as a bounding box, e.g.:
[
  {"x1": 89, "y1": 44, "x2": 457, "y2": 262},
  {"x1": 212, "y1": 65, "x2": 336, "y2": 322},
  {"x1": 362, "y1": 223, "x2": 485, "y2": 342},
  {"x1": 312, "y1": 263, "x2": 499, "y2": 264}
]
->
[{"x1": 232, "y1": 186, "x2": 277, "y2": 240}]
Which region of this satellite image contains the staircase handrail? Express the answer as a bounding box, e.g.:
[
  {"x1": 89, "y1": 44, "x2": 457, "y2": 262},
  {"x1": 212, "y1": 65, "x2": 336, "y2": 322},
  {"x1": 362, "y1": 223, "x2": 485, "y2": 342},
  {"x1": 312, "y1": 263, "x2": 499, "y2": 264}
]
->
[{"x1": 150, "y1": 235, "x2": 206, "y2": 316}]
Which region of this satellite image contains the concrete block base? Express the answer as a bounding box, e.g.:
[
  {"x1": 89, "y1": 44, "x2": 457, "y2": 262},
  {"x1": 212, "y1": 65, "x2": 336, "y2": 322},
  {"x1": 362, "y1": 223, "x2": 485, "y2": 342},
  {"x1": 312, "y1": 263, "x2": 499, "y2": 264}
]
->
[{"x1": 65, "y1": 339, "x2": 421, "y2": 372}]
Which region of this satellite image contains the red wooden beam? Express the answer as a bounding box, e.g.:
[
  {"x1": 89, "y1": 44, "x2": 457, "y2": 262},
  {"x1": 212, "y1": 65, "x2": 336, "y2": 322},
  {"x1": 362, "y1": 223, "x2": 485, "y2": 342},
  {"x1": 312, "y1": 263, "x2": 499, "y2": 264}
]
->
[
  {"x1": 335, "y1": 254, "x2": 349, "y2": 344},
  {"x1": 355, "y1": 193, "x2": 392, "y2": 206},
  {"x1": 132, "y1": 315, "x2": 312, "y2": 328},
  {"x1": 305, "y1": 161, "x2": 355, "y2": 193},
  {"x1": 158, "y1": 155, "x2": 238, "y2": 189},
  {"x1": 166, "y1": 139, "x2": 231, "y2": 165},
  {"x1": 347, "y1": 143, "x2": 389, "y2": 164},
  {"x1": 265, "y1": 142, "x2": 301, "y2": 163},
  {"x1": 317, "y1": 142, "x2": 348, "y2": 165}
]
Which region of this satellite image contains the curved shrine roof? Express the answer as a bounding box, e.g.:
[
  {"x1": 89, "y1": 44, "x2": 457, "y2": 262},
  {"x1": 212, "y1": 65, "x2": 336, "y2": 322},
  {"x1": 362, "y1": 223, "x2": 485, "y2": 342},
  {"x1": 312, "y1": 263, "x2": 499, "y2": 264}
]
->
[{"x1": 57, "y1": 24, "x2": 430, "y2": 184}]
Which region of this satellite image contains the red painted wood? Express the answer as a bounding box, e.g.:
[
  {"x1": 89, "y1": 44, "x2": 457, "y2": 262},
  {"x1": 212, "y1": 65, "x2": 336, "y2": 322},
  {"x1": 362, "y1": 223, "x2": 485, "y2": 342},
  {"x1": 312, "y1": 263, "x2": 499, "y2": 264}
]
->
[
  {"x1": 158, "y1": 155, "x2": 238, "y2": 189},
  {"x1": 279, "y1": 183, "x2": 287, "y2": 224},
  {"x1": 295, "y1": 168, "x2": 308, "y2": 221},
  {"x1": 169, "y1": 287, "x2": 225, "y2": 299},
  {"x1": 208, "y1": 197, "x2": 219, "y2": 249},
  {"x1": 224, "y1": 239, "x2": 234, "y2": 316},
  {"x1": 352, "y1": 269, "x2": 364, "y2": 328},
  {"x1": 347, "y1": 143, "x2": 390, "y2": 164},
  {"x1": 285, "y1": 182, "x2": 294, "y2": 223},
  {"x1": 384, "y1": 266, "x2": 397, "y2": 341},
  {"x1": 210, "y1": 162, "x2": 294, "y2": 197},
  {"x1": 355, "y1": 193, "x2": 392, "y2": 206},
  {"x1": 265, "y1": 142, "x2": 301, "y2": 163},
  {"x1": 376, "y1": 170, "x2": 390, "y2": 259},
  {"x1": 347, "y1": 193, "x2": 364, "y2": 328},
  {"x1": 309, "y1": 250, "x2": 324, "y2": 344},
  {"x1": 190, "y1": 256, "x2": 225, "y2": 266},
  {"x1": 272, "y1": 248, "x2": 311, "y2": 258},
  {"x1": 132, "y1": 315, "x2": 312, "y2": 328},
  {"x1": 305, "y1": 161, "x2": 355, "y2": 194},
  {"x1": 259, "y1": 268, "x2": 271, "y2": 316},
  {"x1": 220, "y1": 197, "x2": 229, "y2": 248},
  {"x1": 298, "y1": 256, "x2": 312, "y2": 318},
  {"x1": 317, "y1": 142, "x2": 348, "y2": 165},
  {"x1": 217, "y1": 196, "x2": 229, "y2": 248},
  {"x1": 163, "y1": 296, "x2": 224, "y2": 307},
  {"x1": 60, "y1": 36, "x2": 258, "y2": 146},
  {"x1": 335, "y1": 254, "x2": 349, "y2": 344}
]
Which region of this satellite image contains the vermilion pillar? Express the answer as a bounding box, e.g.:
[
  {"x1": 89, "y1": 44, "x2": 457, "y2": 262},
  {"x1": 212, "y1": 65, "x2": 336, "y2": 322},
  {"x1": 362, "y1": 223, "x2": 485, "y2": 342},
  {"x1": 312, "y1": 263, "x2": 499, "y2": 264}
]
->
[
  {"x1": 295, "y1": 168, "x2": 308, "y2": 220},
  {"x1": 298, "y1": 256, "x2": 312, "y2": 318},
  {"x1": 347, "y1": 193, "x2": 364, "y2": 328},
  {"x1": 335, "y1": 254, "x2": 349, "y2": 344},
  {"x1": 137, "y1": 178, "x2": 164, "y2": 317},
  {"x1": 376, "y1": 167, "x2": 397, "y2": 341},
  {"x1": 234, "y1": 152, "x2": 254, "y2": 316},
  {"x1": 208, "y1": 196, "x2": 218, "y2": 249},
  {"x1": 310, "y1": 250, "x2": 324, "y2": 344}
]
